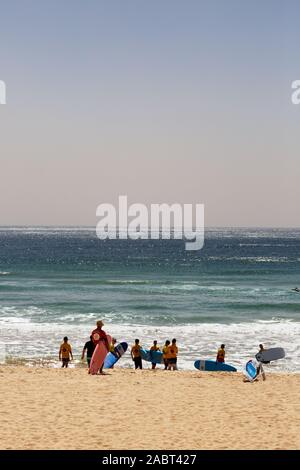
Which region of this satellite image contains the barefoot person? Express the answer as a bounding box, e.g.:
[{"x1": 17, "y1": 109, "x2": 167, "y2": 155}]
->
[
  {"x1": 257, "y1": 343, "x2": 269, "y2": 366},
  {"x1": 109, "y1": 337, "x2": 117, "y2": 353},
  {"x1": 162, "y1": 340, "x2": 170, "y2": 370},
  {"x1": 109, "y1": 337, "x2": 118, "y2": 369},
  {"x1": 256, "y1": 361, "x2": 266, "y2": 381},
  {"x1": 216, "y1": 344, "x2": 225, "y2": 363},
  {"x1": 90, "y1": 320, "x2": 110, "y2": 374},
  {"x1": 131, "y1": 339, "x2": 142, "y2": 370},
  {"x1": 150, "y1": 340, "x2": 160, "y2": 369},
  {"x1": 167, "y1": 338, "x2": 178, "y2": 370},
  {"x1": 59, "y1": 336, "x2": 73, "y2": 368},
  {"x1": 81, "y1": 336, "x2": 95, "y2": 368}
]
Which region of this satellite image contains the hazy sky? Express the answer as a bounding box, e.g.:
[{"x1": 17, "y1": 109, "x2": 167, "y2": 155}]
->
[{"x1": 0, "y1": 0, "x2": 299, "y2": 226}]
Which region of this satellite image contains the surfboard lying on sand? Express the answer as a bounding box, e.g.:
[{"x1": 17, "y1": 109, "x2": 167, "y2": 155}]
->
[
  {"x1": 104, "y1": 342, "x2": 128, "y2": 369},
  {"x1": 89, "y1": 334, "x2": 112, "y2": 375},
  {"x1": 140, "y1": 348, "x2": 164, "y2": 364},
  {"x1": 255, "y1": 347, "x2": 285, "y2": 363},
  {"x1": 194, "y1": 360, "x2": 237, "y2": 372}
]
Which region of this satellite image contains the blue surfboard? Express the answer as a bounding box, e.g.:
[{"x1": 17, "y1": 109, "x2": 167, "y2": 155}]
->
[
  {"x1": 140, "y1": 348, "x2": 164, "y2": 364},
  {"x1": 194, "y1": 359, "x2": 237, "y2": 372},
  {"x1": 245, "y1": 360, "x2": 257, "y2": 381},
  {"x1": 104, "y1": 342, "x2": 128, "y2": 369}
]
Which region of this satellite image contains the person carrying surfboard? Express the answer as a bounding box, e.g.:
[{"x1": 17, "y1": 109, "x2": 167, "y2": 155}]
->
[
  {"x1": 216, "y1": 344, "x2": 225, "y2": 363},
  {"x1": 257, "y1": 344, "x2": 269, "y2": 367},
  {"x1": 131, "y1": 339, "x2": 142, "y2": 369},
  {"x1": 150, "y1": 340, "x2": 160, "y2": 369},
  {"x1": 91, "y1": 320, "x2": 110, "y2": 374},
  {"x1": 258, "y1": 344, "x2": 270, "y2": 364}
]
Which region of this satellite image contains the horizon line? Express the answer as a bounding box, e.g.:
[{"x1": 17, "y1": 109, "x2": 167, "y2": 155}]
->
[{"x1": 1, "y1": 225, "x2": 300, "y2": 230}]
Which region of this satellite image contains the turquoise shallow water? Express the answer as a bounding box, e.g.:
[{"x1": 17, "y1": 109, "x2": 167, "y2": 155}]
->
[{"x1": 0, "y1": 227, "x2": 299, "y2": 371}]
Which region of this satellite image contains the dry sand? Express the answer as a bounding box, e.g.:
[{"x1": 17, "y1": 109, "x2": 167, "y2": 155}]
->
[{"x1": 0, "y1": 366, "x2": 299, "y2": 450}]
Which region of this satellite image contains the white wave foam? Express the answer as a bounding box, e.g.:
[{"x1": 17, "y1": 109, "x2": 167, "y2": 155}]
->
[
  {"x1": 208, "y1": 256, "x2": 291, "y2": 263},
  {"x1": 0, "y1": 317, "x2": 299, "y2": 373},
  {"x1": 108, "y1": 280, "x2": 147, "y2": 284}
]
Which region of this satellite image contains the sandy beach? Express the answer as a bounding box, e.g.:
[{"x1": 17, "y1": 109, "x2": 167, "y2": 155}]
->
[{"x1": 0, "y1": 366, "x2": 299, "y2": 450}]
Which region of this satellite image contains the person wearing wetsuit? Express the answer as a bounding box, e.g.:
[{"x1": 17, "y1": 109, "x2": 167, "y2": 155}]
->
[{"x1": 81, "y1": 336, "x2": 96, "y2": 367}]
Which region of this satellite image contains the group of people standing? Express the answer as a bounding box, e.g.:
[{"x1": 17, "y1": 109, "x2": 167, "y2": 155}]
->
[
  {"x1": 130, "y1": 338, "x2": 179, "y2": 370},
  {"x1": 59, "y1": 320, "x2": 116, "y2": 372},
  {"x1": 58, "y1": 320, "x2": 181, "y2": 371},
  {"x1": 59, "y1": 320, "x2": 227, "y2": 372}
]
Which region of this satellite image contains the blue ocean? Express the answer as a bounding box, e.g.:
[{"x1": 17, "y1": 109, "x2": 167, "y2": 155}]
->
[{"x1": 0, "y1": 227, "x2": 299, "y2": 371}]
